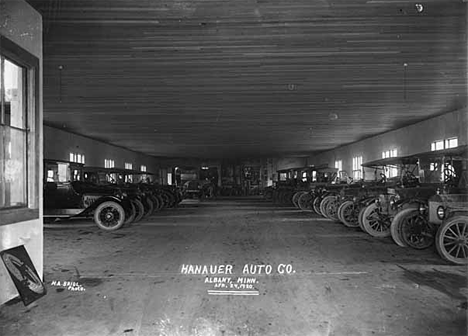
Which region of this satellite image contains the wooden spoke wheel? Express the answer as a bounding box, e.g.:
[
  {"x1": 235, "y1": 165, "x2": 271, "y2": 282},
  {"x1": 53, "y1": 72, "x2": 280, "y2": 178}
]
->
[
  {"x1": 292, "y1": 192, "x2": 306, "y2": 208},
  {"x1": 319, "y1": 196, "x2": 335, "y2": 219},
  {"x1": 94, "y1": 201, "x2": 125, "y2": 231},
  {"x1": 132, "y1": 199, "x2": 145, "y2": 223},
  {"x1": 361, "y1": 203, "x2": 392, "y2": 237},
  {"x1": 358, "y1": 206, "x2": 367, "y2": 231},
  {"x1": 338, "y1": 201, "x2": 360, "y2": 228},
  {"x1": 390, "y1": 208, "x2": 417, "y2": 247},
  {"x1": 142, "y1": 196, "x2": 154, "y2": 218},
  {"x1": 400, "y1": 210, "x2": 435, "y2": 250},
  {"x1": 436, "y1": 216, "x2": 468, "y2": 265},
  {"x1": 123, "y1": 200, "x2": 136, "y2": 226},
  {"x1": 298, "y1": 193, "x2": 314, "y2": 212},
  {"x1": 313, "y1": 196, "x2": 322, "y2": 216},
  {"x1": 324, "y1": 196, "x2": 340, "y2": 221}
]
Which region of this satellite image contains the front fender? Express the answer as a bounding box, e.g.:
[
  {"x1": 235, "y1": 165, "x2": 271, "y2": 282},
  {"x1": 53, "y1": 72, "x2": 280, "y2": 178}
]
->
[{"x1": 85, "y1": 195, "x2": 127, "y2": 213}]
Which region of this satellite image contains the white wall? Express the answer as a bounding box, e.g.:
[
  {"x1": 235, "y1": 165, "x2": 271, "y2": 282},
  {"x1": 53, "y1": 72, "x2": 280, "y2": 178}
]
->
[
  {"x1": 308, "y1": 108, "x2": 468, "y2": 178},
  {"x1": 0, "y1": 0, "x2": 43, "y2": 305}
]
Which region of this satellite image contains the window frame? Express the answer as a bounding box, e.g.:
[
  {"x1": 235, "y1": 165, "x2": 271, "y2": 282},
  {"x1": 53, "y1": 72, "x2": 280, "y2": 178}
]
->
[{"x1": 0, "y1": 36, "x2": 40, "y2": 226}]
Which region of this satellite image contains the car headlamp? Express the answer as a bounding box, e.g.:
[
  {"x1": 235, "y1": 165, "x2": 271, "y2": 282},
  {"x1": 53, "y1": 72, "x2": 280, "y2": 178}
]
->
[
  {"x1": 418, "y1": 203, "x2": 427, "y2": 214},
  {"x1": 436, "y1": 206, "x2": 445, "y2": 220}
]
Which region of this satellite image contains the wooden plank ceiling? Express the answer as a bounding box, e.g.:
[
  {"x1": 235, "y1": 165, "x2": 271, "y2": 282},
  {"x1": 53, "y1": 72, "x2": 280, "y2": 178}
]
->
[{"x1": 27, "y1": 0, "x2": 467, "y2": 159}]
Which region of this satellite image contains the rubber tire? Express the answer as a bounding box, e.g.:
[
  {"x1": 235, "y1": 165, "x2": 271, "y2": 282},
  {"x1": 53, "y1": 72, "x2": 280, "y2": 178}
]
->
[
  {"x1": 324, "y1": 196, "x2": 340, "y2": 221},
  {"x1": 358, "y1": 206, "x2": 367, "y2": 231},
  {"x1": 361, "y1": 203, "x2": 391, "y2": 238},
  {"x1": 312, "y1": 197, "x2": 322, "y2": 215},
  {"x1": 292, "y1": 192, "x2": 306, "y2": 208},
  {"x1": 150, "y1": 195, "x2": 161, "y2": 213},
  {"x1": 400, "y1": 210, "x2": 435, "y2": 250},
  {"x1": 142, "y1": 196, "x2": 154, "y2": 218},
  {"x1": 93, "y1": 201, "x2": 125, "y2": 231},
  {"x1": 390, "y1": 207, "x2": 418, "y2": 247},
  {"x1": 124, "y1": 201, "x2": 136, "y2": 226},
  {"x1": 436, "y1": 216, "x2": 468, "y2": 265},
  {"x1": 319, "y1": 196, "x2": 334, "y2": 218},
  {"x1": 338, "y1": 201, "x2": 360, "y2": 228},
  {"x1": 132, "y1": 199, "x2": 145, "y2": 223},
  {"x1": 298, "y1": 193, "x2": 314, "y2": 212}
]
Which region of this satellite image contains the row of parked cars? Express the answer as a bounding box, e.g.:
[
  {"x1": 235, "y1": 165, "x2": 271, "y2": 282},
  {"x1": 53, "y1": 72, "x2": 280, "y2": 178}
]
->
[
  {"x1": 44, "y1": 159, "x2": 183, "y2": 231},
  {"x1": 265, "y1": 146, "x2": 468, "y2": 265}
]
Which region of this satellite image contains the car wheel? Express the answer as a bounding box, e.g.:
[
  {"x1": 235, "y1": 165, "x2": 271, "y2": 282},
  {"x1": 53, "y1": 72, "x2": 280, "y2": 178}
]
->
[
  {"x1": 324, "y1": 196, "x2": 340, "y2": 221},
  {"x1": 150, "y1": 195, "x2": 161, "y2": 213},
  {"x1": 358, "y1": 205, "x2": 367, "y2": 231},
  {"x1": 298, "y1": 193, "x2": 313, "y2": 212},
  {"x1": 143, "y1": 197, "x2": 154, "y2": 218},
  {"x1": 339, "y1": 201, "x2": 360, "y2": 228},
  {"x1": 94, "y1": 201, "x2": 125, "y2": 231},
  {"x1": 124, "y1": 201, "x2": 136, "y2": 226},
  {"x1": 319, "y1": 196, "x2": 334, "y2": 218},
  {"x1": 132, "y1": 199, "x2": 145, "y2": 223},
  {"x1": 390, "y1": 207, "x2": 418, "y2": 247},
  {"x1": 435, "y1": 216, "x2": 468, "y2": 265},
  {"x1": 292, "y1": 192, "x2": 305, "y2": 208},
  {"x1": 312, "y1": 196, "x2": 321, "y2": 215},
  {"x1": 400, "y1": 210, "x2": 435, "y2": 250},
  {"x1": 361, "y1": 203, "x2": 391, "y2": 237}
]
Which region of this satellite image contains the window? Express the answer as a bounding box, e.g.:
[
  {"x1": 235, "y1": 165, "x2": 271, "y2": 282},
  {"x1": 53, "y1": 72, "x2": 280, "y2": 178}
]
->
[
  {"x1": 431, "y1": 137, "x2": 458, "y2": 151},
  {"x1": 1, "y1": 36, "x2": 40, "y2": 225},
  {"x1": 382, "y1": 149, "x2": 398, "y2": 159},
  {"x1": 69, "y1": 152, "x2": 85, "y2": 164},
  {"x1": 382, "y1": 149, "x2": 398, "y2": 177},
  {"x1": 445, "y1": 137, "x2": 458, "y2": 149},
  {"x1": 334, "y1": 160, "x2": 342, "y2": 174},
  {"x1": 125, "y1": 162, "x2": 133, "y2": 170},
  {"x1": 104, "y1": 159, "x2": 115, "y2": 168},
  {"x1": 352, "y1": 156, "x2": 363, "y2": 180},
  {"x1": 431, "y1": 140, "x2": 444, "y2": 151},
  {"x1": 311, "y1": 171, "x2": 317, "y2": 182},
  {"x1": 140, "y1": 165, "x2": 146, "y2": 172}
]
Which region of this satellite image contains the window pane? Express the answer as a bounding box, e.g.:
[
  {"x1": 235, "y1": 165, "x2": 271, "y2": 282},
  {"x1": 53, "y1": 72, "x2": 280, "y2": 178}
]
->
[
  {"x1": 0, "y1": 126, "x2": 27, "y2": 208},
  {"x1": 3, "y1": 59, "x2": 26, "y2": 129},
  {"x1": 446, "y1": 137, "x2": 458, "y2": 149}
]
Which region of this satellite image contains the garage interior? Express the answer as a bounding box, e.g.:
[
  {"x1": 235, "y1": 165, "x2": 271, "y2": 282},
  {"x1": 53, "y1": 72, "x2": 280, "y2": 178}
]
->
[{"x1": 0, "y1": 0, "x2": 467, "y2": 335}]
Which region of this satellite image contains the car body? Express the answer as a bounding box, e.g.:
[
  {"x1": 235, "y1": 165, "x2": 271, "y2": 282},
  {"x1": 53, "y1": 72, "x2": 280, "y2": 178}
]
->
[{"x1": 43, "y1": 159, "x2": 132, "y2": 230}]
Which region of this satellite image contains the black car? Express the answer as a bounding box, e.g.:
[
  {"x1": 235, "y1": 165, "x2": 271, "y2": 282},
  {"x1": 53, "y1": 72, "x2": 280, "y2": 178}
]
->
[{"x1": 44, "y1": 159, "x2": 132, "y2": 231}]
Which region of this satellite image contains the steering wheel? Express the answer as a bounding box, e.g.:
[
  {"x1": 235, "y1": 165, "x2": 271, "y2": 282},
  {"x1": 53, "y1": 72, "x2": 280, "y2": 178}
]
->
[{"x1": 379, "y1": 173, "x2": 387, "y2": 184}]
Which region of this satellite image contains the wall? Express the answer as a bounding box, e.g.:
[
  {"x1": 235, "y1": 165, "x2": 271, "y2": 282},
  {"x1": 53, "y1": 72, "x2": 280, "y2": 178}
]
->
[
  {"x1": 44, "y1": 125, "x2": 161, "y2": 174},
  {"x1": 307, "y1": 108, "x2": 468, "y2": 179},
  {"x1": 0, "y1": 0, "x2": 43, "y2": 305}
]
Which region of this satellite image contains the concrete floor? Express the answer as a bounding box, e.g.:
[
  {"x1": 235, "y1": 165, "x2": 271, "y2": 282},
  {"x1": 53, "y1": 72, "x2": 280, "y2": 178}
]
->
[{"x1": 0, "y1": 197, "x2": 467, "y2": 336}]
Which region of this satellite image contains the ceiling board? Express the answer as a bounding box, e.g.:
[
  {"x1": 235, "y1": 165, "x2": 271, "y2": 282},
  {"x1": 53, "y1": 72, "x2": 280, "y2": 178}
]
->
[{"x1": 26, "y1": 0, "x2": 467, "y2": 159}]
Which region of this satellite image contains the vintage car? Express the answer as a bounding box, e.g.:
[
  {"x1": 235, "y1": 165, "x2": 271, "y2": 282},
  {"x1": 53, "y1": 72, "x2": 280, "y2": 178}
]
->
[
  {"x1": 335, "y1": 183, "x2": 389, "y2": 227},
  {"x1": 332, "y1": 166, "x2": 396, "y2": 227},
  {"x1": 44, "y1": 159, "x2": 132, "y2": 231},
  {"x1": 295, "y1": 167, "x2": 340, "y2": 212},
  {"x1": 431, "y1": 194, "x2": 468, "y2": 264},
  {"x1": 359, "y1": 146, "x2": 467, "y2": 239},
  {"x1": 389, "y1": 146, "x2": 467, "y2": 251},
  {"x1": 82, "y1": 166, "x2": 155, "y2": 222},
  {"x1": 355, "y1": 154, "x2": 432, "y2": 237}
]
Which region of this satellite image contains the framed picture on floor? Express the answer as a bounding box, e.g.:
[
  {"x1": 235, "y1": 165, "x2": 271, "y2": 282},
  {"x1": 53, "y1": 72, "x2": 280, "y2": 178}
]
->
[{"x1": 0, "y1": 245, "x2": 47, "y2": 305}]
